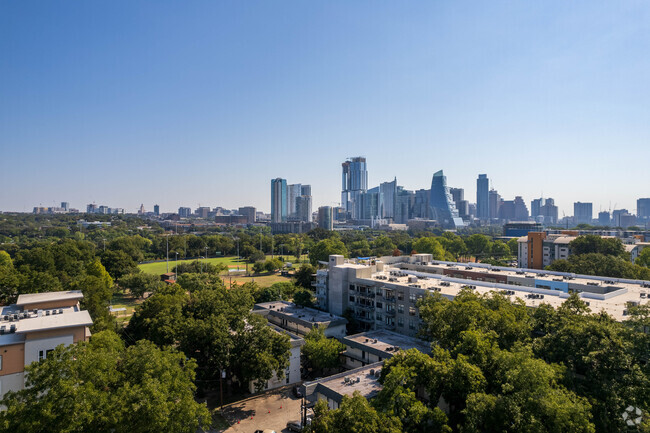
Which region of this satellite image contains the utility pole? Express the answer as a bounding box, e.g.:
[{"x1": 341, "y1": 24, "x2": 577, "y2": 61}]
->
[{"x1": 166, "y1": 235, "x2": 169, "y2": 273}]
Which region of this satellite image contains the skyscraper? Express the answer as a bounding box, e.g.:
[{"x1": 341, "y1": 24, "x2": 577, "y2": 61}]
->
[
  {"x1": 429, "y1": 170, "x2": 463, "y2": 228},
  {"x1": 638, "y1": 198, "x2": 650, "y2": 221},
  {"x1": 296, "y1": 196, "x2": 312, "y2": 223},
  {"x1": 153, "y1": 204, "x2": 160, "y2": 216},
  {"x1": 598, "y1": 211, "x2": 611, "y2": 226},
  {"x1": 318, "y1": 206, "x2": 334, "y2": 231},
  {"x1": 488, "y1": 189, "x2": 501, "y2": 220},
  {"x1": 573, "y1": 202, "x2": 593, "y2": 225},
  {"x1": 476, "y1": 174, "x2": 489, "y2": 220},
  {"x1": 287, "y1": 184, "x2": 302, "y2": 217},
  {"x1": 379, "y1": 178, "x2": 397, "y2": 219},
  {"x1": 341, "y1": 157, "x2": 368, "y2": 220},
  {"x1": 271, "y1": 178, "x2": 287, "y2": 223}
]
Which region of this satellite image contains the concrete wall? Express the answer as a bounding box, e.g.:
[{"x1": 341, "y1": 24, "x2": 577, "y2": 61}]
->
[
  {"x1": 24, "y1": 334, "x2": 73, "y2": 366},
  {"x1": 0, "y1": 371, "x2": 24, "y2": 400}
]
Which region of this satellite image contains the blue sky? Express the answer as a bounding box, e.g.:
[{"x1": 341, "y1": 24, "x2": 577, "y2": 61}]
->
[{"x1": 1, "y1": 1, "x2": 649, "y2": 216}]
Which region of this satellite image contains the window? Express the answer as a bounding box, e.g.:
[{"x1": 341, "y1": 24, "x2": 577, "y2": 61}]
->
[
  {"x1": 397, "y1": 292, "x2": 404, "y2": 301},
  {"x1": 409, "y1": 319, "x2": 416, "y2": 330},
  {"x1": 397, "y1": 317, "x2": 404, "y2": 327},
  {"x1": 376, "y1": 314, "x2": 383, "y2": 321},
  {"x1": 409, "y1": 307, "x2": 416, "y2": 316},
  {"x1": 349, "y1": 296, "x2": 355, "y2": 302},
  {"x1": 397, "y1": 305, "x2": 404, "y2": 314},
  {"x1": 409, "y1": 293, "x2": 417, "y2": 303},
  {"x1": 376, "y1": 302, "x2": 383, "y2": 309},
  {"x1": 39, "y1": 350, "x2": 45, "y2": 361}
]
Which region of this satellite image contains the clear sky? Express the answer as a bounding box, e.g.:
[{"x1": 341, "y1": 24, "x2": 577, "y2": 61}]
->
[{"x1": 1, "y1": 1, "x2": 649, "y2": 216}]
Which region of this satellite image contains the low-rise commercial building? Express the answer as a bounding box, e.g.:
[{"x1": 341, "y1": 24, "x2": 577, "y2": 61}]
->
[
  {"x1": 341, "y1": 330, "x2": 431, "y2": 370},
  {"x1": 302, "y1": 362, "x2": 383, "y2": 410},
  {"x1": 0, "y1": 291, "x2": 93, "y2": 399},
  {"x1": 252, "y1": 301, "x2": 347, "y2": 338}
]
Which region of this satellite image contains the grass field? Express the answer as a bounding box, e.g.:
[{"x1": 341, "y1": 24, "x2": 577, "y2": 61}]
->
[
  {"x1": 110, "y1": 292, "x2": 143, "y2": 325},
  {"x1": 138, "y1": 256, "x2": 247, "y2": 275}
]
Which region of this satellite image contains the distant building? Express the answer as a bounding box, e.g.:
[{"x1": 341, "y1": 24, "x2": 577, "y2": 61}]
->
[
  {"x1": 269, "y1": 221, "x2": 316, "y2": 234},
  {"x1": 319, "y1": 206, "x2": 334, "y2": 231},
  {"x1": 61, "y1": 202, "x2": 69, "y2": 212},
  {"x1": 429, "y1": 170, "x2": 463, "y2": 229},
  {"x1": 296, "y1": 196, "x2": 312, "y2": 223},
  {"x1": 153, "y1": 204, "x2": 160, "y2": 216},
  {"x1": 287, "y1": 184, "x2": 302, "y2": 218},
  {"x1": 598, "y1": 211, "x2": 611, "y2": 226},
  {"x1": 498, "y1": 196, "x2": 529, "y2": 222},
  {"x1": 0, "y1": 291, "x2": 93, "y2": 399},
  {"x1": 488, "y1": 189, "x2": 501, "y2": 220},
  {"x1": 138, "y1": 204, "x2": 145, "y2": 215},
  {"x1": 503, "y1": 221, "x2": 543, "y2": 237},
  {"x1": 574, "y1": 202, "x2": 593, "y2": 225},
  {"x1": 341, "y1": 157, "x2": 368, "y2": 220},
  {"x1": 477, "y1": 174, "x2": 490, "y2": 220},
  {"x1": 638, "y1": 198, "x2": 650, "y2": 221},
  {"x1": 195, "y1": 207, "x2": 210, "y2": 218},
  {"x1": 215, "y1": 215, "x2": 248, "y2": 225},
  {"x1": 271, "y1": 178, "x2": 288, "y2": 223},
  {"x1": 86, "y1": 203, "x2": 98, "y2": 214},
  {"x1": 238, "y1": 206, "x2": 256, "y2": 224},
  {"x1": 178, "y1": 207, "x2": 192, "y2": 218}
]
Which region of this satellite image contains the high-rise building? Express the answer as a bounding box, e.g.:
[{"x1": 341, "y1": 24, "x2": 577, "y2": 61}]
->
[
  {"x1": 271, "y1": 178, "x2": 288, "y2": 223},
  {"x1": 318, "y1": 206, "x2": 334, "y2": 231},
  {"x1": 476, "y1": 174, "x2": 489, "y2": 220},
  {"x1": 573, "y1": 202, "x2": 593, "y2": 225},
  {"x1": 531, "y1": 198, "x2": 558, "y2": 224},
  {"x1": 341, "y1": 157, "x2": 368, "y2": 220},
  {"x1": 379, "y1": 178, "x2": 397, "y2": 219},
  {"x1": 178, "y1": 207, "x2": 192, "y2": 218},
  {"x1": 61, "y1": 202, "x2": 69, "y2": 212},
  {"x1": 429, "y1": 170, "x2": 463, "y2": 228},
  {"x1": 612, "y1": 209, "x2": 628, "y2": 227},
  {"x1": 86, "y1": 203, "x2": 98, "y2": 214},
  {"x1": 153, "y1": 204, "x2": 160, "y2": 216},
  {"x1": 287, "y1": 184, "x2": 302, "y2": 217},
  {"x1": 195, "y1": 207, "x2": 210, "y2": 218},
  {"x1": 598, "y1": 211, "x2": 611, "y2": 226},
  {"x1": 449, "y1": 188, "x2": 468, "y2": 219},
  {"x1": 296, "y1": 196, "x2": 312, "y2": 223},
  {"x1": 638, "y1": 198, "x2": 650, "y2": 221},
  {"x1": 238, "y1": 206, "x2": 256, "y2": 224},
  {"x1": 301, "y1": 185, "x2": 312, "y2": 197},
  {"x1": 488, "y1": 189, "x2": 501, "y2": 220},
  {"x1": 498, "y1": 196, "x2": 529, "y2": 222}
]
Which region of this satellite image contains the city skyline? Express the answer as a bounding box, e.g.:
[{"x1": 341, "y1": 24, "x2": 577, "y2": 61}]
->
[{"x1": 1, "y1": 2, "x2": 649, "y2": 215}]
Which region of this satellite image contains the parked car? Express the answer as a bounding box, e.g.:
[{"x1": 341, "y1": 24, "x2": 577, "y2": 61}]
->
[{"x1": 286, "y1": 421, "x2": 303, "y2": 432}]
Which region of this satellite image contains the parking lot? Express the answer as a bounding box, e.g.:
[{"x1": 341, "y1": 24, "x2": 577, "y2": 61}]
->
[{"x1": 220, "y1": 387, "x2": 303, "y2": 433}]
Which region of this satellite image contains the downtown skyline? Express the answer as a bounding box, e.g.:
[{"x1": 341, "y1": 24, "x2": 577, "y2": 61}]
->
[{"x1": 2, "y1": 1, "x2": 649, "y2": 215}]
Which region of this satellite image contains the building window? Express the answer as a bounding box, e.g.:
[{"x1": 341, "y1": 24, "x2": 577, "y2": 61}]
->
[
  {"x1": 409, "y1": 319, "x2": 416, "y2": 330},
  {"x1": 397, "y1": 292, "x2": 404, "y2": 301},
  {"x1": 409, "y1": 307, "x2": 416, "y2": 316},
  {"x1": 397, "y1": 305, "x2": 404, "y2": 314},
  {"x1": 397, "y1": 317, "x2": 404, "y2": 327},
  {"x1": 409, "y1": 293, "x2": 417, "y2": 303},
  {"x1": 349, "y1": 296, "x2": 355, "y2": 302},
  {"x1": 39, "y1": 350, "x2": 45, "y2": 361},
  {"x1": 376, "y1": 302, "x2": 383, "y2": 309}
]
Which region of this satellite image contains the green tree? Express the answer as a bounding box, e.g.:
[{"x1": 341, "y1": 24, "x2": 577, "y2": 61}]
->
[
  {"x1": 293, "y1": 288, "x2": 315, "y2": 308},
  {"x1": 0, "y1": 331, "x2": 211, "y2": 433},
  {"x1": 302, "y1": 326, "x2": 345, "y2": 375},
  {"x1": 309, "y1": 392, "x2": 403, "y2": 433},
  {"x1": 570, "y1": 235, "x2": 626, "y2": 257},
  {"x1": 100, "y1": 249, "x2": 138, "y2": 280},
  {"x1": 295, "y1": 263, "x2": 317, "y2": 288},
  {"x1": 371, "y1": 235, "x2": 397, "y2": 257},
  {"x1": 636, "y1": 247, "x2": 650, "y2": 267},
  {"x1": 411, "y1": 236, "x2": 445, "y2": 260},
  {"x1": 465, "y1": 234, "x2": 492, "y2": 258},
  {"x1": 118, "y1": 271, "x2": 162, "y2": 298},
  {"x1": 310, "y1": 238, "x2": 348, "y2": 265}
]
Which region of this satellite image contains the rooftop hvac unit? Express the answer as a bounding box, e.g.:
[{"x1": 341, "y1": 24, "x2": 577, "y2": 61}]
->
[
  {"x1": 344, "y1": 377, "x2": 350, "y2": 383},
  {"x1": 59, "y1": 309, "x2": 63, "y2": 314},
  {"x1": 46, "y1": 310, "x2": 51, "y2": 316},
  {"x1": 9, "y1": 324, "x2": 16, "y2": 333}
]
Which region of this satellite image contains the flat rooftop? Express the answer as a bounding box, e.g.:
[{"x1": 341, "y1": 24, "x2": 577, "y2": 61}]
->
[
  {"x1": 16, "y1": 290, "x2": 84, "y2": 307},
  {"x1": 254, "y1": 301, "x2": 347, "y2": 326},
  {"x1": 364, "y1": 267, "x2": 647, "y2": 321},
  {"x1": 307, "y1": 362, "x2": 383, "y2": 402},
  {"x1": 343, "y1": 330, "x2": 431, "y2": 355}
]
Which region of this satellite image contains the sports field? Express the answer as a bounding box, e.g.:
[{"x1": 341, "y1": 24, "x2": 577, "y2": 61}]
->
[{"x1": 138, "y1": 256, "x2": 247, "y2": 275}]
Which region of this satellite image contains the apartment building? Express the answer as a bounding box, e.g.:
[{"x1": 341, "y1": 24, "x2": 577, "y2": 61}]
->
[
  {"x1": 341, "y1": 330, "x2": 431, "y2": 370},
  {"x1": 0, "y1": 291, "x2": 93, "y2": 399},
  {"x1": 316, "y1": 254, "x2": 650, "y2": 340},
  {"x1": 248, "y1": 325, "x2": 304, "y2": 393}
]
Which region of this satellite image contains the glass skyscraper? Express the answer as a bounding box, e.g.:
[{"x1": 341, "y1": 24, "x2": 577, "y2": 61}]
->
[
  {"x1": 429, "y1": 170, "x2": 463, "y2": 229},
  {"x1": 341, "y1": 157, "x2": 368, "y2": 220},
  {"x1": 476, "y1": 174, "x2": 489, "y2": 220},
  {"x1": 271, "y1": 178, "x2": 287, "y2": 223}
]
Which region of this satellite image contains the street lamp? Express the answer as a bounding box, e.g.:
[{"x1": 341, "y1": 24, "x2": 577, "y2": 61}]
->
[{"x1": 175, "y1": 252, "x2": 179, "y2": 275}]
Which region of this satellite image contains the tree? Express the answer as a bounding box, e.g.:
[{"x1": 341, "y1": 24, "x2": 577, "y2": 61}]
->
[
  {"x1": 309, "y1": 392, "x2": 403, "y2": 433},
  {"x1": 0, "y1": 250, "x2": 21, "y2": 303},
  {"x1": 349, "y1": 239, "x2": 372, "y2": 258},
  {"x1": 489, "y1": 240, "x2": 510, "y2": 258},
  {"x1": 293, "y1": 288, "x2": 315, "y2": 308},
  {"x1": 372, "y1": 235, "x2": 397, "y2": 257},
  {"x1": 123, "y1": 285, "x2": 186, "y2": 346},
  {"x1": 570, "y1": 235, "x2": 626, "y2": 258},
  {"x1": 172, "y1": 260, "x2": 227, "y2": 275},
  {"x1": 636, "y1": 247, "x2": 650, "y2": 267},
  {"x1": 411, "y1": 236, "x2": 445, "y2": 260},
  {"x1": 76, "y1": 259, "x2": 115, "y2": 331},
  {"x1": 295, "y1": 263, "x2": 317, "y2": 288},
  {"x1": 100, "y1": 249, "x2": 138, "y2": 280},
  {"x1": 465, "y1": 234, "x2": 492, "y2": 258},
  {"x1": 118, "y1": 271, "x2": 162, "y2": 298},
  {"x1": 302, "y1": 326, "x2": 345, "y2": 375},
  {"x1": 310, "y1": 238, "x2": 348, "y2": 265},
  {"x1": 507, "y1": 238, "x2": 519, "y2": 256},
  {"x1": 0, "y1": 331, "x2": 211, "y2": 433}
]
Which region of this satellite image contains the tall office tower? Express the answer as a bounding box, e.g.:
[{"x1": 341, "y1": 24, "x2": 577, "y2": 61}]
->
[
  {"x1": 612, "y1": 209, "x2": 628, "y2": 227},
  {"x1": 287, "y1": 184, "x2": 302, "y2": 217},
  {"x1": 61, "y1": 202, "x2": 70, "y2": 212},
  {"x1": 450, "y1": 187, "x2": 464, "y2": 203},
  {"x1": 318, "y1": 206, "x2": 334, "y2": 231},
  {"x1": 301, "y1": 185, "x2": 311, "y2": 197},
  {"x1": 531, "y1": 198, "x2": 558, "y2": 224},
  {"x1": 86, "y1": 203, "x2": 98, "y2": 214},
  {"x1": 429, "y1": 170, "x2": 463, "y2": 228},
  {"x1": 296, "y1": 196, "x2": 312, "y2": 222},
  {"x1": 531, "y1": 198, "x2": 543, "y2": 219},
  {"x1": 379, "y1": 178, "x2": 397, "y2": 219},
  {"x1": 412, "y1": 189, "x2": 431, "y2": 219},
  {"x1": 638, "y1": 198, "x2": 650, "y2": 221},
  {"x1": 598, "y1": 211, "x2": 611, "y2": 226},
  {"x1": 488, "y1": 189, "x2": 501, "y2": 220},
  {"x1": 574, "y1": 202, "x2": 593, "y2": 225},
  {"x1": 341, "y1": 157, "x2": 368, "y2": 220},
  {"x1": 271, "y1": 178, "x2": 288, "y2": 223},
  {"x1": 394, "y1": 188, "x2": 414, "y2": 224},
  {"x1": 238, "y1": 206, "x2": 256, "y2": 224},
  {"x1": 476, "y1": 174, "x2": 489, "y2": 220},
  {"x1": 153, "y1": 204, "x2": 160, "y2": 216},
  {"x1": 449, "y1": 188, "x2": 467, "y2": 219},
  {"x1": 498, "y1": 196, "x2": 529, "y2": 222}
]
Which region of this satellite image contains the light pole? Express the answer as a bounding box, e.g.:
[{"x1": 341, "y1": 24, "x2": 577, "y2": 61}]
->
[
  {"x1": 175, "y1": 252, "x2": 179, "y2": 274},
  {"x1": 205, "y1": 247, "x2": 209, "y2": 271},
  {"x1": 166, "y1": 235, "x2": 169, "y2": 273}
]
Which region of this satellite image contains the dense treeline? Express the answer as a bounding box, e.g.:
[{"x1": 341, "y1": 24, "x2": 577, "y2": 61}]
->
[{"x1": 308, "y1": 290, "x2": 650, "y2": 433}]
